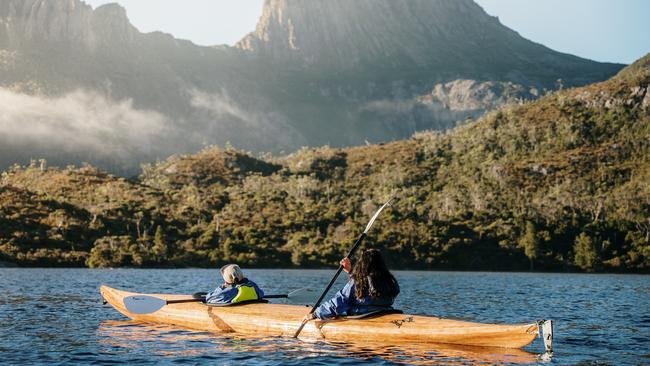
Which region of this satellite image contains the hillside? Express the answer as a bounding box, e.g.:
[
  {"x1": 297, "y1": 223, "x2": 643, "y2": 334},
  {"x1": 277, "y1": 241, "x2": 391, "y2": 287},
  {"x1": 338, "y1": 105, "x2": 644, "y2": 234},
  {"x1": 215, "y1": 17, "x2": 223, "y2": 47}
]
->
[
  {"x1": 1, "y1": 54, "x2": 648, "y2": 271},
  {"x1": 0, "y1": 0, "x2": 623, "y2": 174}
]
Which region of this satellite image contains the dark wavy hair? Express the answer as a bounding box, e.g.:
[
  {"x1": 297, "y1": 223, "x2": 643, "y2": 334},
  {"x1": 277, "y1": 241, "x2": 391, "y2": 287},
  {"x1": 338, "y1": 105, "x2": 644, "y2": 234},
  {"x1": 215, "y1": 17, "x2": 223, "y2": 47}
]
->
[{"x1": 351, "y1": 249, "x2": 400, "y2": 300}]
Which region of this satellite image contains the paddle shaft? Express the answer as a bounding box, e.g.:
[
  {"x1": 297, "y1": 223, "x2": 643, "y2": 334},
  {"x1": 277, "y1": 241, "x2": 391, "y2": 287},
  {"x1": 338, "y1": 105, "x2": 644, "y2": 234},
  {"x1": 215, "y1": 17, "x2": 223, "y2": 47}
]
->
[
  {"x1": 165, "y1": 293, "x2": 288, "y2": 305},
  {"x1": 292, "y1": 232, "x2": 367, "y2": 338}
]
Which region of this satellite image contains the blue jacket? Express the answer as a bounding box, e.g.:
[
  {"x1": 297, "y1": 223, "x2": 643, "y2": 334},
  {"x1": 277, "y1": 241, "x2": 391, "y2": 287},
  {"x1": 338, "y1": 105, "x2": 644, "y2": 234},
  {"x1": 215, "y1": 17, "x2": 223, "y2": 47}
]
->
[
  {"x1": 205, "y1": 278, "x2": 265, "y2": 304},
  {"x1": 314, "y1": 280, "x2": 399, "y2": 319}
]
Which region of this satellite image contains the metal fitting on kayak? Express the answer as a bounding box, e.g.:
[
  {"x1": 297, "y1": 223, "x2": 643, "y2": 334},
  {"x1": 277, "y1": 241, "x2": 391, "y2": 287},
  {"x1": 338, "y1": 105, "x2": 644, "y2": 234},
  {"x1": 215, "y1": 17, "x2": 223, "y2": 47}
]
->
[{"x1": 538, "y1": 319, "x2": 553, "y2": 353}]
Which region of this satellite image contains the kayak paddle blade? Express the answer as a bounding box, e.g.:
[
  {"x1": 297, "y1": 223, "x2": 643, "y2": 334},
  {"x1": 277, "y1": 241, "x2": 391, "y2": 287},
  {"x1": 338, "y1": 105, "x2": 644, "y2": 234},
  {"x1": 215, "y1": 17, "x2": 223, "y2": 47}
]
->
[
  {"x1": 364, "y1": 196, "x2": 394, "y2": 234},
  {"x1": 124, "y1": 295, "x2": 166, "y2": 314}
]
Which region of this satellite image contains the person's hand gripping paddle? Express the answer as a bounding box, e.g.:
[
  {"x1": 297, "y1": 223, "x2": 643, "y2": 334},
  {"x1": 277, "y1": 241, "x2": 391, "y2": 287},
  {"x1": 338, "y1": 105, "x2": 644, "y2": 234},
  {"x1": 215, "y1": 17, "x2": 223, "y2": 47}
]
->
[{"x1": 292, "y1": 197, "x2": 395, "y2": 338}]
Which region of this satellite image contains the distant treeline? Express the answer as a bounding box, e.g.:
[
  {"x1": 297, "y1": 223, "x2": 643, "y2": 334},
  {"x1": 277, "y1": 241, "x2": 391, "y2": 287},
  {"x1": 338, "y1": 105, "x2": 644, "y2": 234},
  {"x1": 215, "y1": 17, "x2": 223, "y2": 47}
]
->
[{"x1": 1, "y1": 55, "x2": 649, "y2": 272}]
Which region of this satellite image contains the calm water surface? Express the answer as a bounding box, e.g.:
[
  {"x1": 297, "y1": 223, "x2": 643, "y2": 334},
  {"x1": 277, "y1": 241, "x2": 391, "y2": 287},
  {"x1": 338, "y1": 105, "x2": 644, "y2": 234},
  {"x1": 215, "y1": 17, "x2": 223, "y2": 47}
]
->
[{"x1": 0, "y1": 269, "x2": 648, "y2": 365}]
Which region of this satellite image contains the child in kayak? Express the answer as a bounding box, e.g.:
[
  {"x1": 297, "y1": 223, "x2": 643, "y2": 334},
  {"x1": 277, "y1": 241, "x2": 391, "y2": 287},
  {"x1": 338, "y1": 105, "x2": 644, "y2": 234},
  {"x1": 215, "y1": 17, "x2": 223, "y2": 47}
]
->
[
  {"x1": 205, "y1": 264, "x2": 265, "y2": 305},
  {"x1": 304, "y1": 248, "x2": 400, "y2": 320}
]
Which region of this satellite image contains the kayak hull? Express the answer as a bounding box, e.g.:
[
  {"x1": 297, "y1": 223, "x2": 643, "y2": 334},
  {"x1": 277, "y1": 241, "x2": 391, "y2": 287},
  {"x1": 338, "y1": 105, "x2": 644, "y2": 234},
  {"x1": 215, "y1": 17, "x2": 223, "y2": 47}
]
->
[{"x1": 100, "y1": 285, "x2": 539, "y2": 349}]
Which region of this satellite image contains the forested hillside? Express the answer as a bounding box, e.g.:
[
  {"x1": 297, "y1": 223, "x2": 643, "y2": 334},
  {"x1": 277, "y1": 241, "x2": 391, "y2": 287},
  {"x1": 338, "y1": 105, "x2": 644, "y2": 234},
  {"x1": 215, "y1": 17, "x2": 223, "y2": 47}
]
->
[{"x1": 1, "y1": 55, "x2": 648, "y2": 272}]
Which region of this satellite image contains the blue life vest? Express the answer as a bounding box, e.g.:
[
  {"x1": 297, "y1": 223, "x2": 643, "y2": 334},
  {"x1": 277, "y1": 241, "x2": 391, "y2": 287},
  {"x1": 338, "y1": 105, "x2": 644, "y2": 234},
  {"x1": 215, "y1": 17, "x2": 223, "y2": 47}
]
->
[{"x1": 205, "y1": 278, "x2": 265, "y2": 305}]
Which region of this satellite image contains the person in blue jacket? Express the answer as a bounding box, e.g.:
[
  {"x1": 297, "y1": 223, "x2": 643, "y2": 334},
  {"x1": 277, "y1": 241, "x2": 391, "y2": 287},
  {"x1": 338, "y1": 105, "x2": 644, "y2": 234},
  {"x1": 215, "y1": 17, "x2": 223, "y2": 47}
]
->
[
  {"x1": 304, "y1": 248, "x2": 400, "y2": 321},
  {"x1": 205, "y1": 264, "x2": 264, "y2": 305}
]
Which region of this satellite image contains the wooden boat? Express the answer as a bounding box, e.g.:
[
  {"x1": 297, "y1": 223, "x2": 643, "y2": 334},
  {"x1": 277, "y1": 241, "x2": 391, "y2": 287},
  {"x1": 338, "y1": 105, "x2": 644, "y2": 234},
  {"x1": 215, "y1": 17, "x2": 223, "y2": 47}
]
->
[
  {"x1": 98, "y1": 319, "x2": 542, "y2": 364},
  {"x1": 100, "y1": 285, "x2": 547, "y2": 349}
]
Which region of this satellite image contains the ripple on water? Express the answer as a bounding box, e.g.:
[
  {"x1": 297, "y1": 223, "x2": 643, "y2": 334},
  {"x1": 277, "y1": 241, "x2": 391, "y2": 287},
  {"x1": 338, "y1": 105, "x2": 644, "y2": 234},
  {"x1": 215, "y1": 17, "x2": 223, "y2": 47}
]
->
[{"x1": 0, "y1": 269, "x2": 648, "y2": 365}]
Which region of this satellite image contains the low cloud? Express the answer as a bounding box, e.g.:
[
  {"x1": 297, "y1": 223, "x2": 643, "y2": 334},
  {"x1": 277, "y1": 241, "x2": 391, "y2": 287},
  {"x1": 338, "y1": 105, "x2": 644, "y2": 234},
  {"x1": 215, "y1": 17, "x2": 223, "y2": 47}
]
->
[
  {"x1": 0, "y1": 87, "x2": 308, "y2": 174},
  {"x1": 0, "y1": 88, "x2": 174, "y2": 170},
  {"x1": 189, "y1": 88, "x2": 307, "y2": 150},
  {"x1": 358, "y1": 97, "x2": 481, "y2": 132},
  {"x1": 359, "y1": 99, "x2": 418, "y2": 114},
  {"x1": 189, "y1": 88, "x2": 253, "y2": 125}
]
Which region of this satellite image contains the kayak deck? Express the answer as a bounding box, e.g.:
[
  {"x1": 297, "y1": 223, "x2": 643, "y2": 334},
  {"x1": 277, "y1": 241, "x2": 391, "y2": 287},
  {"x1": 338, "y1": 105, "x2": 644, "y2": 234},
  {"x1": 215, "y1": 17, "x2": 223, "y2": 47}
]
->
[{"x1": 100, "y1": 285, "x2": 540, "y2": 349}]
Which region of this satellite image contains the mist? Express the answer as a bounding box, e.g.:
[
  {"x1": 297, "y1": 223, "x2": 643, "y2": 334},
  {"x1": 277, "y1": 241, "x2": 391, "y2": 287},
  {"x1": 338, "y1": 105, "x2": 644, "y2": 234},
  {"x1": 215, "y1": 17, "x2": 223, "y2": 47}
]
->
[
  {"x1": 0, "y1": 87, "x2": 309, "y2": 175},
  {"x1": 0, "y1": 88, "x2": 176, "y2": 174},
  {"x1": 358, "y1": 98, "x2": 478, "y2": 135},
  {"x1": 189, "y1": 88, "x2": 307, "y2": 151}
]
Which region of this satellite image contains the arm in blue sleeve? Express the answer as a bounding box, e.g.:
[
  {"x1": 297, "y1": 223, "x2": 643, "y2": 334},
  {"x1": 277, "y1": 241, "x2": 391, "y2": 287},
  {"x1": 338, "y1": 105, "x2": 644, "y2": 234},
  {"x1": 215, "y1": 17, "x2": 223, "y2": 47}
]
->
[{"x1": 314, "y1": 281, "x2": 354, "y2": 319}]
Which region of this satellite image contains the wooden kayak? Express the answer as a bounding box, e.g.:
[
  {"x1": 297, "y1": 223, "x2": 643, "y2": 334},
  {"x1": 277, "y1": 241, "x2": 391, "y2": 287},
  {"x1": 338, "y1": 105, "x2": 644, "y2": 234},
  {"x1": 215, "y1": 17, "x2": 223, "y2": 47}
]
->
[
  {"x1": 100, "y1": 285, "x2": 543, "y2": 349},
  {"x1": 98, "y1": 319, "x2": 542, "y2": 364}
]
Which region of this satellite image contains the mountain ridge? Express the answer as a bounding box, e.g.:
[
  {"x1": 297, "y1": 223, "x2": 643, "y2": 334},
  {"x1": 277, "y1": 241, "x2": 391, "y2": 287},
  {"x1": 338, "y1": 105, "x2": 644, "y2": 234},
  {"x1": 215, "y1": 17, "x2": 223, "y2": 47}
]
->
[
  {"x1": 0, "y1": 0, "x2": 625, "y2": 174},
  {"x1": 237, "y1": 0, "x2": 620, "y2": 88}
]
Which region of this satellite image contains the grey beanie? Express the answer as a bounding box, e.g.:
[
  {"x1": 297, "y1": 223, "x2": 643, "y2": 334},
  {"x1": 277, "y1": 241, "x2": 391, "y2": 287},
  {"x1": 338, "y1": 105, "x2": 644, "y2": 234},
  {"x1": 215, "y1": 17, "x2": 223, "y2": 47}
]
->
[{"x1": 220, "y1": 264, "x2": 244, "y2": 284}]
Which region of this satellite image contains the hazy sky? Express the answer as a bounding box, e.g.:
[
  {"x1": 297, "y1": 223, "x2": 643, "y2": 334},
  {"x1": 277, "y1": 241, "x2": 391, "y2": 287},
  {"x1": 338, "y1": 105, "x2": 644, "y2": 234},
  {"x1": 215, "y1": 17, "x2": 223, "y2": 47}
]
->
[{"x1": 84, "y1": 0, "x2": 649, "y2": 64}]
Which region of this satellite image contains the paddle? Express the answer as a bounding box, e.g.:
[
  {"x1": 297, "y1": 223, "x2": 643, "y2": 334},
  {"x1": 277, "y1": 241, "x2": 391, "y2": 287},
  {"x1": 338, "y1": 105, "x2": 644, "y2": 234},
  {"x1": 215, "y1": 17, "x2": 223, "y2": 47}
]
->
[
  {"x1": 292, "y1": 197, "x2": 395, "y2": 338},
  {"x1": 124, "y1": 287, "x2": 315, "y2": 315}
]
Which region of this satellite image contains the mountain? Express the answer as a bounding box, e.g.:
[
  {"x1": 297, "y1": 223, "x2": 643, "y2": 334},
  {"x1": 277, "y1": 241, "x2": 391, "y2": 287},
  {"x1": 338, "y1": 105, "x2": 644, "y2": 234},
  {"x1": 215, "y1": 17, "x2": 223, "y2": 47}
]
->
[
  {"x1": 0, "y1": 0, "x2": 624, "y2": 174},
  {"x1": 1, "y1": 54, "x2": 648, "y2": 271},
  {"x1": 239, "y1": 0, "x2": 614, "y2": 86}
]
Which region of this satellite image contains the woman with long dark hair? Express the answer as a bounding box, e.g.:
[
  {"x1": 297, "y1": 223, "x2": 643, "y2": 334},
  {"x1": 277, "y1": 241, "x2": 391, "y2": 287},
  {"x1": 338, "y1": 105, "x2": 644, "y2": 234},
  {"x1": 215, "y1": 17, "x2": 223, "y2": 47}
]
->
[{"x1": 304, "y1": 248, "x2": 400, "y2": 321}]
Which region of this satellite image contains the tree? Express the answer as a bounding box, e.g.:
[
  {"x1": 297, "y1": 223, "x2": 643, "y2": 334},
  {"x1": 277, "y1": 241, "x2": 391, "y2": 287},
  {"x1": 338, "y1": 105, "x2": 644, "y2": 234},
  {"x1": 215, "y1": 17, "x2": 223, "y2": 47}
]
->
[
  {"x1": 197, "y1": 219, "x2": 219, "y2": 250},
  {"x1": 518, "y1": 221, "x2": 539, "y2": 271},
  {"x1": 573, "y1": 232, "x2": 598, "y2": 271},
  {"x1": 86, "y1": 236, "x2": 142, "y2": 268},
  {"x1": 287, "y1": 232, "x2": 310, "y2": 266},
  {"x1": 151, "y1": 226, "x2": 168, "y2": 262}
]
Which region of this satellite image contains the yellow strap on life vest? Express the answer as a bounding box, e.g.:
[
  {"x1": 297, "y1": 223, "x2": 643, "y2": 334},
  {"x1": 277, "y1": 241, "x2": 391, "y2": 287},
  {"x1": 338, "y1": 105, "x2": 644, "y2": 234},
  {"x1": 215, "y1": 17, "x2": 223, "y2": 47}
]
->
[{"x1": 232, "y1": 285, "x2": 258, "y2": 303}]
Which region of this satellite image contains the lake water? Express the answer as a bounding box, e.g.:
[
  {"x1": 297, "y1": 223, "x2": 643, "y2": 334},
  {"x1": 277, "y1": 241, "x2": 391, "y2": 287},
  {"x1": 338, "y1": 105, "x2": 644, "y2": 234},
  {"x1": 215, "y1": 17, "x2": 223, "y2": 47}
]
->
[{"x1": 0, "y1": 269, "x2": 648, "y2": 365}]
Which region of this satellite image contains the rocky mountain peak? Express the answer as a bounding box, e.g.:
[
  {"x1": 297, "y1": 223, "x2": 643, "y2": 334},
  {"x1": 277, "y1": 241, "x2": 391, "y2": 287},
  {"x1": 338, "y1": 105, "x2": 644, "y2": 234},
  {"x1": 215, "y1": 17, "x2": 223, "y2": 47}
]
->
[
  {"x1": 237, "y1": 0, "x2": 486, "y2": 69},
  {"x1": 237, "y1": 0, "x2": 620, "y2": 89},
  {"x1": 91, "y1": 3, "x2": 137, "y2": 43},
  {"x1": 0, "y1": 0, "x2": 136, "y2": 48}
]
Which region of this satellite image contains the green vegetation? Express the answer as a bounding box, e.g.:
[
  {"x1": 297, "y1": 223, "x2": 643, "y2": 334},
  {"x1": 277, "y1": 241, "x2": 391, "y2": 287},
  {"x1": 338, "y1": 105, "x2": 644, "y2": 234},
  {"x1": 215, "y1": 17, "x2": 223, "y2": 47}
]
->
[
  {"x1": 1, "y1": 55, "x2": 649, "y2": 272},
  {"x1": 573, "y1": 232, "x2": 599, "y2": 271},
  {"x1": 519, "y1": 221, "x2": 540, "y2": 271}
]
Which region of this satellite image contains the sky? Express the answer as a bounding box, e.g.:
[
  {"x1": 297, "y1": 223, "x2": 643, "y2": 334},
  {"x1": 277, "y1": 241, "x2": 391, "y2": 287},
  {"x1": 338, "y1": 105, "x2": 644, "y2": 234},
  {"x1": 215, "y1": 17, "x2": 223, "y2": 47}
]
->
[{"x1": 83, "y1": 0, "x2": 650, "y2": 64}]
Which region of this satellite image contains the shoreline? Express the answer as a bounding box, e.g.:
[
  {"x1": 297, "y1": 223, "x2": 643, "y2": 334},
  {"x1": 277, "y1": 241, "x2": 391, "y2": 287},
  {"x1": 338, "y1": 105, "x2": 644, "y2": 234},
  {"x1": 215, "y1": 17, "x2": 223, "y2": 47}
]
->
[
  {"x1": 0, "y1": 265, "x2": 647, "y2": 275},
  {"x1": 0, "y1": 260, "x2": 18, "y2": 268}
]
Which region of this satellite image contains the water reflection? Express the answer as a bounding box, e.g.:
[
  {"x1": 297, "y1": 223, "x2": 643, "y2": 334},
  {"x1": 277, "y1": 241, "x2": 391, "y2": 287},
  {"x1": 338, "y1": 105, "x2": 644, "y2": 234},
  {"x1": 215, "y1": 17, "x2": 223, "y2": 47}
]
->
[{"x1": 97, "y1": 320, "x2": 542, "y2": 365}]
